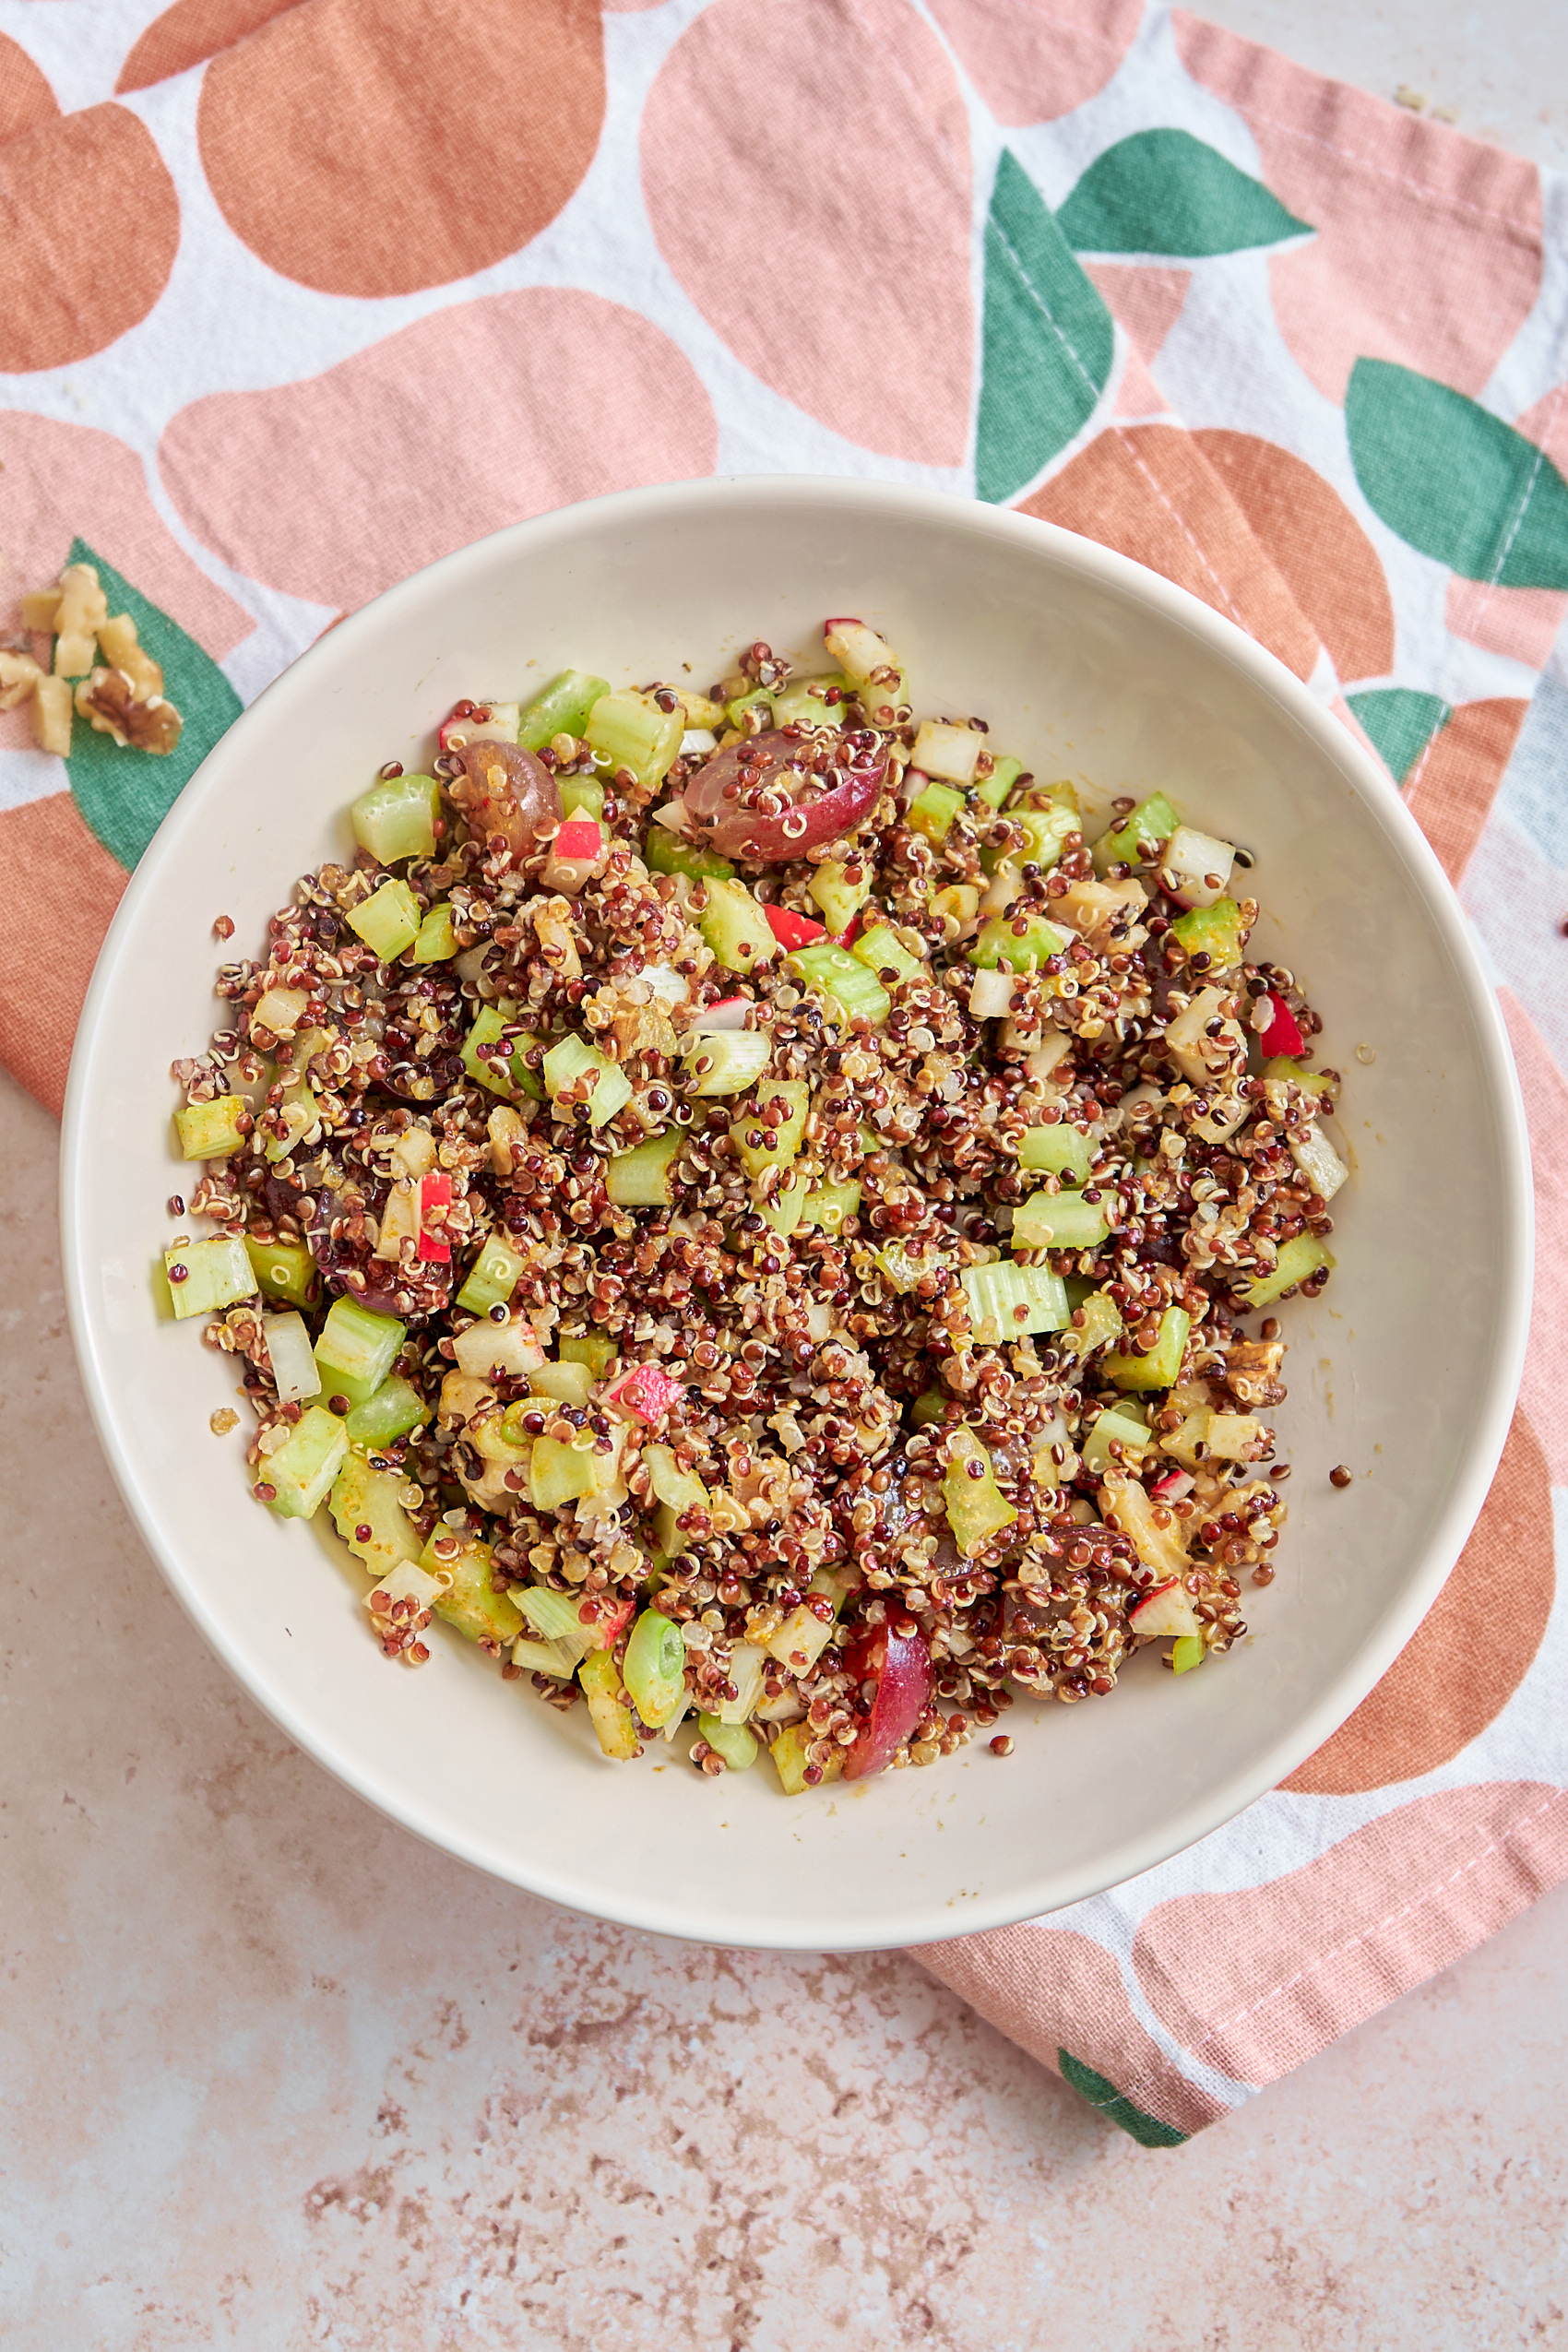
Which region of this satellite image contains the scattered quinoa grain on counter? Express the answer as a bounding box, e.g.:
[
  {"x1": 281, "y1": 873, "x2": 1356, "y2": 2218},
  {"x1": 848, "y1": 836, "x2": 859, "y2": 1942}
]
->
[{"x1": 163, "y1": 620, "x2": 1350, "y2": 1794}]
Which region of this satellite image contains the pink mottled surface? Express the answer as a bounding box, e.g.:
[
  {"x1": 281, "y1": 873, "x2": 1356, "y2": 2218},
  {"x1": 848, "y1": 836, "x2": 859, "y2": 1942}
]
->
[{"x1": 6, "y1": 1062, "x2": 1568, "y2": 2346}]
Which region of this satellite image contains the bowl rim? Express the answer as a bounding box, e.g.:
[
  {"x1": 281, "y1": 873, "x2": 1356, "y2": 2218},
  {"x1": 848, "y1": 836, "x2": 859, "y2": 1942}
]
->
[{"x1": 60, "y1": 474, "x2": 1535, "y2": 1950}]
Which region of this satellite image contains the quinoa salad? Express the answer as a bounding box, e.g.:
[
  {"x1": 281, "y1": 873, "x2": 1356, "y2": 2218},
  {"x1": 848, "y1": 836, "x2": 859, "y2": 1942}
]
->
[{"x1": 163, "y1": 618, "x2": 1348, "y2": 1795}]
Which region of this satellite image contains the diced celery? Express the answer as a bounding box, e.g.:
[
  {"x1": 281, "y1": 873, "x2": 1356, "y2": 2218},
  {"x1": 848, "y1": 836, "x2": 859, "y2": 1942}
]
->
[
  {"x1": 942, "y1": 1429, "x2": 1016, "y2": 1557},
  {"x1": 908, "y1": 779, "x2": 967, "y2": 842},
  {"x1": 770, "y1": 675, "x2": 850, "y2": 728},
  {"x1": 607, "y1": 1126, "x2": 683, "y2": 1206},
  {"x1": 767, "y1": 1722, "x2": 844, "y2": 1794},
  {"x1": 264, "y1": 1077, "x2": 321, "y2": 1164},
  {"x1": 910, "y1": 1389, "x2": 949, "y2": 1427},
  {"x1": 560, "y1": 774, "x2": 605, "y2": 821},
  {"x1": 328, "y1": 1448, "x2": 422, "y2": 1577},
  {"x1": 1062, "y1": 1286, "x2": 1123, "y2": 1360},
  {"x1": 764, "y1": 1604, "x2": 836, "y2": 1673},
  {"x1": 800, "y1": 1179, "x2": 861, "y2": 1234},
  {"x1": 461, "y1": 1005, "x2": 544, "y2": 1103},
  {"x1": 164, "y1": 1233, "x2": 258, "y2": 1320},
  {"x1": 1103, "y1": 1304, "x2": 1191, "y2": 1393},
  {"x1": 529, "y1": 1433, "x2": 600, "y2": 1510},
  {"x1": 541, "y1": 1033, "x2": 633, "y2": 1128},
  {"x1": 585, "y1": 689, "x2": 683, "y2": 792},
  {"x1": 174, "y1": 1094, "x2": 248, "y2": 1160},
  {"x1": 730, "y1": 1078, "x2": 809, "y2": 1176},
  {"x1": 263, "y1": 1405, "x2": 350, "y2": 1519},
  {"x1": 262, "y1": 1310, "x2": 320, "y2": 1405},
  {"x1": 578, "y1": 1646, "x2": 641, "y2": 1759},
  {"x1": 1012, "y1": 1190, "x2": 1111, "y2": 1252},
  {"x1": 457, "y1": 1233, "x2": 530, "y2": 1314},
  {"x1": 642, "y1": 827, "x2": 735, "y2": 883},
  {"x1": 931, "y1": 883, "x2": 980, "y2": 932},
  {"x1": 682, "y1": 1031, "x2": 772, "y2": 1097},
  {"x1": 646, "y1": 1443, "x2": 709, "y2": 1557},
  {"x1": 1018, "y1": 1123, "x2": 1093, "y2": 1181},
  {"x1": 1098, "y1": 790, "x2": 1182, "y2": 870},
  {"x1": 960, "y1": 1259, "x2": 1069, "y2": 1344},
  {"x1": 1080, "y1": 1406, "x2": 1152, "y2": 1476},
  {"x1": 244, "y1": 1237, "x2": 316, "y2": 1311},
  {"x1": 518, "y1": 670, "x2": 612, "y2": 752},
  {"x1": 423, "y1": 1529, "x2": 524, "y2": 1645},
  {"x1": 968, "y1": 912, "x2": 1069, "y2": 972},
  {"x1": 529, "y1": 1360, "x2": 597, "y2": 1408},
  {"x1": 696, "y1": 877, "x2": 777, "y2": 974},
  {"x1": 785, "y1": 943, "x2": 889, "y2": 1027},
  {"x1": 982, "y1": 804, "x2": 1077, "y2": 876},
  {"x1": 1170, "y1": 896, "x2": 1247, "y2": 969},
  {"x1": 910, "y1": 720, "x2": 981, "y2": 785},
  {"x1": 517, "y1": 1586, "x2": 593, "y2": 1654},
  {"x1": 410, "y1": 901, "x2": 458, "y2": 964},
  {"x1": 976, "y1": 754, "x2": 1023, "y2": 812},
  {"x1": 347, "y1": 878, "x2": 422, "y2": 962},
  {"x1": 623, "y1": 1606, "x2": 687, "y2": 1728},
  {"x1": 851, "y1": 925, "x2": 927, "y2": 987},
  {"x1": 1241, "y1": 1235, "x2": 1335, "y2": 1310},
  {"x1": 559, "y1": 1331, "x2": 617, "y2": 1378},
  {"x1": 350, "y1": 772, "x2": 439, "y2": 864},
  {"x1": 315, "y1": 1298, "x2": 406, "y2": 1408},
  {"x1": 755, "y1": 1165, "x2": 810, "y2": 1237},
  {"x1": 343, "y1": 1376, "x2": 430, "y2": 1449},
  {"x1": 807, "y1": 858, "x2": 872, "y2": 935},
  {"x1": 725, "y1": 685, "x2": 774, "y2": 731},
  {"x1": 1171, "y1": 1634, "x2": 1206, "y2": 1675},
  {"x1": 698, "y1": 1715, "x2": 758, "y2": 1769}
]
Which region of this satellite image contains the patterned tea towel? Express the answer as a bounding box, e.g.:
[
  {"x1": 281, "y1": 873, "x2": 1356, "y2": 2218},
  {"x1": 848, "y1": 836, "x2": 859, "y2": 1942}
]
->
[{"x1": 2, "y1": 0, "x2": 1565, "y2": 2143}]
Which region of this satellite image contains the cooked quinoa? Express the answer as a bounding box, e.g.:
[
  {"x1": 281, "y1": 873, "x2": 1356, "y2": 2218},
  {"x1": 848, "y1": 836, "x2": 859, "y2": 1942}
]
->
[{"x1": 164, "y1": 621, "x2": 1348, "y2": 1793}]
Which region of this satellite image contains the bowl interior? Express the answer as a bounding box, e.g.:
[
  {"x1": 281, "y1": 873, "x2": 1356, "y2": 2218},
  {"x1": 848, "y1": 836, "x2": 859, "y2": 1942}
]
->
[{"x1": 62, "y1": 479, "x2": 1529, "y2": 1950}]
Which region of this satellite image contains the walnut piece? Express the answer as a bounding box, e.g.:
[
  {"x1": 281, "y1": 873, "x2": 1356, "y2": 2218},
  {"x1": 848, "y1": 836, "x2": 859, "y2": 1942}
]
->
[
  {"x1": 0, "y1": 648, "x2": 43, "y2": 711},
  {"x1": 75, "y1": 665, "x2": 183, "y2": 754},
  {"x1": 96, "y1": 612, "x2": 163, "y2": 702},
  {"x1": 53, "y1": 563, "x2": 109, "y2": 679}
]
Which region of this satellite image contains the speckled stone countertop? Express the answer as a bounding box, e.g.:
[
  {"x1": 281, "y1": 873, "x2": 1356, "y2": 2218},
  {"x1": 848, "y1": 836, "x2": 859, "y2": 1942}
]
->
[{"x1": 6, "y1": 7, "x2": 1567, "y2": 2344}]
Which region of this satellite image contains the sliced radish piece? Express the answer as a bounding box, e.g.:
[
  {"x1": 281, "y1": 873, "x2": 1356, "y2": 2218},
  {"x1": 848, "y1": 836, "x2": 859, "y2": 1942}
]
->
[
  {"x1": 601, "y1": 1364, "x2": 685, "y2": 1422},
  {"x1": 417, "y1": 1171, "x2": 452, "y2": 1264},
  {"x1": 1150, "y1": 1468, "x2": 1194, "y2": 1503},
  {"x1": 1128, "y1": 1581, "x2": 1201, "y2": 1639},
  {"x1": 1258, "y1": 992, "x2": 1306, "y2": 1058},
  {"x1": 688, "y1": 995, "x2": 752, "y2": 1031},
  {"x1": 764, "y1": 903, "x2": 826, "y2": 951},
  {"x1": 540, "y1": 814, "x2": 608, "y2": 894}
]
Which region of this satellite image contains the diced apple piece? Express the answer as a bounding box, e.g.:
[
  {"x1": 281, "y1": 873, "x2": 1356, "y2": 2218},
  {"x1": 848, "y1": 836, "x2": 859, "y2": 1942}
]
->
[
  {"x1": 1100, "y1": 1468, "x2": 1189, "y2": 1582},
  {"x1": 1289, "y1": 1125, "x2": 1348, "y2": 1203},
  {"x1": 1158, "y1": 825, "x2": 1235, "y2": 909},
  {"x1": 1163, "y1": 985, "x2": 1246, "y2": 1087},
  {"x1": 263, "y1": 1310, "x2": 321, "y2": 1404},
  {"x1": 763, "y1": 1605, "x2": 835, "y2": 1674},
  {"x1": 910, "y1": 720, "x2": 981, "y2": 787}
]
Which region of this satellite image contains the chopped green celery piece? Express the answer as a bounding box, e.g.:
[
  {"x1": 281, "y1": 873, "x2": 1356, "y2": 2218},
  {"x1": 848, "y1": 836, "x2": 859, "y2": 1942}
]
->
[
  {"x1": 1261, "y1": 1058, "x2": 1336, "y2": 1107},
  {"x1": 874, "y1": 1239, "x2": 944, "y2": 1295},
  {"x1": 1079, "y1": 1405, "x2": 1152, "y2": 1476},
  {"x1": 683, "y1": 1030, "x2": 772, "y2": 1097},
  {"x1": 1012, "y1": 1189, "x2": 1111, "y2": 1252},
  {"x1": 980, "y1": 804, "x2": 1076, "y2": 876},
  {"x1": 1062, "y1": 1286, "x2": 1123, "y2": 1359},
  {"x1": 315, "y1": 1297, "x2": 406, "y2": 1408},
  {"x1": 264, "y1": 1404, "x2": 350, "y2": 1518},
  {"x1": 607, "y1": 1126, "x2": 683, "y2": 1206},
  {"x1": 518, "y1": 670, "x2": 612, "y2": 752},
  {"x1": 423, "y1": 1528, "x2": 524, "y2": 1645},
  {"x1": 807, "y1": 858, "x2": 872, "y2": 935},
  {"x1": 347, "y1": 878, "x2": 422, "y2": 962},
  {"x1": 585, "y1": 688, "x2": 683, "y2": 792},
  {"x1": 1018, "y1": 1123, "x2": 1093, "y2": 1181},
  {"x1": 730, "y1": 1077, "x2": 809, "y2": 1176},
  {"x1": 328, "y1": 1448, "x2": 422, "y2": 1577},
  {"x1": 646, "y1": 1443, "x2": 709, "y2": 1557},
  {"x1": 264, "y1": 1076, "x2": 320, "y2": 1164},
  {"x1": 457, "y1": 1233, "x2": 530, "y2": 1313},
  {"x1": 559, "y1": 1331, "x2": 617, "y2": 1378},
  {"x1": 960, "y1": 1260, "x2": 1070, "y2": 1344},
  {"x1": 528, "y1": 1360, "x2": 596, "y2": 1408},
  {"x1": 976, "y1": 754, "x2": 1023, "y2": 812},
  {"x1": 560, "y1": 774, "x2": 605, "y2": 821},
  {"x1": 851, "y1": 925, "x2": 927, "y2": 987},
  {"x1": 767, "y1": 1722, "x2": 844, "y2": 1795},
  {"x1": 642, "y1": 827, "x2": 735, "y2": 883},
  {"x1": 785, "y1": 943, "x2": 889, "y2": 1026},
  {"x1": 344, "y1": 1374, "x2": 430, "y2": 1447},
  {"x1": 410, "y1": 901, "x2": 459, "y2": 964},
  {"x1": 1170, "y1": 897, "x2": 1247, "y2": 969},
  {"x1": 911, "y1": 1389, "x2": 949, "y2": 1428},
  {"x1": 163, "y1": 1232, "x2": 258, "y2": 1319},
  {"x1": 1104, "y1": 1304, "x2": 1192, "y2": 1393},
  {"x1": 755, "y1": 1165, "x2": 809, "y2": 1237},
  {"x1": 174, "y1": 1093, "x2": 248, "y2": 1160},
  {"x1": 726, "y1": 685, "x2": 774, "y2": 731},
  {"x1": 245, "y1": 1235, "x2": 317, "y2": 1311},
  {"x1": 698, "y1": 1715, "x2": 758, "y2": 1769},
  {"x1": 942, "y1": 1429, "x2": 1016, "y2": 1557},
  {"x1": 517, "y1": 1586, "x2": 592, "y2": 1650},
  {"x1": 350, "y1": 771, "x2": 440, "y2": 864},
  {"x1": 623, "y1": 1606, "x2": 686, "y2": 1728},
  {"x1": 908, "y1": 779, "x2": 967, "y2": 842},
  {"x1": 541, "y1": 1032, "x2": 633, "y2": 1127},
  {"x1": 968, "y1": 911, "x2": 1069, "y2": 973},
  {"x1": 800, "y1": 1179, "x2": 861, "y2": 1234},
  {"x1": 1171, "y1": 1634, "x2": 1206, "y2": 1675},
  {"x1": 462, "y1": 1005, "x2": 544, "y2": 1102},
  {"x1": 769, "y1": 675, "x2": 850, "y2": 728},
  {"x1": 578, "y1": 1646, "x2": 641, "y2": 1759},
  {"x1": 1098, "y1": 790, "x2": 1182, "y2": 870},
  {"x1": 696, "y1": 876, "x2": 776, "y2": 973},
  {"x1": 526, "y1": 1434, "x2": 599, "y2": 1510},
  {"x1": 1241, "y1": 1234, "x2": 1335, "y2": 1310}
]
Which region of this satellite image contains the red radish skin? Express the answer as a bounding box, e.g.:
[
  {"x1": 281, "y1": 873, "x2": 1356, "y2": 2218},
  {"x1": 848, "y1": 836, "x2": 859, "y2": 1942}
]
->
[
  {"x1": 764, "y1": 903, "x2": 826, "y2": 951},
  {"x1": 683, "y1": 727, "x2": 887, "y2": 861},
  {"x1": 553, "y1": 816, "x2": 603, "y2": 861},
  {"x1": 1259, "y1": 993, "x2": 1306, "y2": 1058},
  {"x1": 1128, "y1": 1581, "x2": 1201, "y2": 1639},
  {"x1": 602, "y1": 1364, "x2": 684, "y2": 1422},
  {"x1": 688, "y1": 996, "x2": 751, "y2": 1030},
  {"x1": 843, "y1": 1623, "x2": 933, "y2": 1781},
  {"x1": 417, "y1": 1172, "x2": 452, "y2": 1264}
]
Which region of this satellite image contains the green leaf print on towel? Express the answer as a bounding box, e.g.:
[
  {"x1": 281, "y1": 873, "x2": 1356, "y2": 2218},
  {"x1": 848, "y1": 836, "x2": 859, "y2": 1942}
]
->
[
  {"x1": 1056, "y1": 130, "x2": 1312, "y2": 257},
  {"x1": 1058, "y1": 2049, "x2": 1190, "y2": 2146},
  {"x1": 1346, "y1": 688, "x2": 1452, "y2": 785},
  {"x1": 1347, "y1": 361, "x2": 1568, "y2": 591},
  {"x1": 977, "y1": 150, "x2": 1114, "y2": 505}
]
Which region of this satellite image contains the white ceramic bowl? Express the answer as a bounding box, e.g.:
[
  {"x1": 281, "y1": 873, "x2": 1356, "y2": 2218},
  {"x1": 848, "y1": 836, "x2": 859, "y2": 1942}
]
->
[{"x1": 62, "y1": 478, "x2": 1531, "y2": 1952}]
